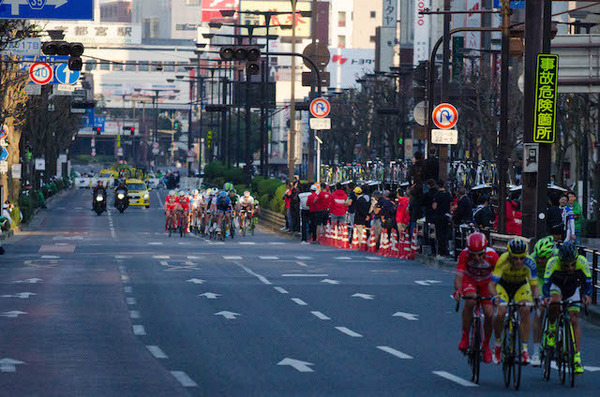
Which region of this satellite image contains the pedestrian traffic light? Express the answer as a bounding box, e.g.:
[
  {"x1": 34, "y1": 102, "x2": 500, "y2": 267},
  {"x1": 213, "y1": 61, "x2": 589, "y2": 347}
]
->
[
  {"x1": 94, "y1": 127, "x2": 101, "y2": 136},
  {"x1": 41, "y1": 41, "x2": 85, "y2": 71},
  {"x1": 123, "y1": 126, "x2": 135, "y2": 135},
  {"x1": 219, "y1": 46, "x2": 261, "y2": 76}
]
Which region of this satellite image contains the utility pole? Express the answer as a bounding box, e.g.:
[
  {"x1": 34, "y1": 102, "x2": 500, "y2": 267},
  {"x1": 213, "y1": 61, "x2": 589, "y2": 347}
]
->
[
  {"x1": 439, "y1": 0, "x2": 451, "y2": 180},
  {"x1": 497, "y1": 0, "x2": 511, "y2": 234},
  {"x1": 307, "y1": 0, "x2": 318, "y2": 182},
  {"x1": 288, "y1": 0, "x2": 297, "y2": 182}
]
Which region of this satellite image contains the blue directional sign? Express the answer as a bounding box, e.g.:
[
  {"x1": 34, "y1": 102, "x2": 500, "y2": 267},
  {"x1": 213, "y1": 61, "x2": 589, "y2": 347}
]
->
[
  {"x1": 20, "y1": 55, "x2": 70, "y2": 84},
  {"x1": 55, "y1": 63, "x2": 80, "y2": 84},
  {"x1": 0, "y1": 147, "x2": 8, "y2": 162},
  {"x1": 0, "y1": 0, "x2": 94, "y2": 20},
  {"x1": 493, "y1": 0, "x2": 525, "y2": 8}
]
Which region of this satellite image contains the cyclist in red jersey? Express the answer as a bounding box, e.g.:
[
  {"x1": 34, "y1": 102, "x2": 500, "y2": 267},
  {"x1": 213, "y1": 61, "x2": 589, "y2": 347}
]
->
[
  {"x1": 453, "y1": 232, "x2": 499, "y2": 363},
  {"x1": 164, "y1": 194, "x2": 178, "y2": 231}
]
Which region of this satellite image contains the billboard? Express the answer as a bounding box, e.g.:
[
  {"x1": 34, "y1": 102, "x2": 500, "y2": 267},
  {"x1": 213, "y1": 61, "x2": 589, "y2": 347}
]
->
[
  {"x1": 44, "y1": 22, "x2": 142, "y2": 45},
  {"x1": 414, "y1": 0, "x2": 431, "y2": 65},
  {"x1": 240, "y1": 1, "x2": 312, "y2": 38},
  {"x1": 329, "y1": 48, "x2": 375, "y2": 90},
  {"x1": 202, "y1": 0, "x2": 239, "y2": 22}
]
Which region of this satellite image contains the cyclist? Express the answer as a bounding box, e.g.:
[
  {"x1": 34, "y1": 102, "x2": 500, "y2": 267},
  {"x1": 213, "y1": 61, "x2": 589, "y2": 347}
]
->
[
  {"x1": 453, "y1": 232, "x2": 499, "y2": 364},
  {"x1": 239, "y1": 191, "x2": 255, "y2": 231},
  {"x1": 490, "y1": 238, "x2": 540, "y2": 365},
  {"x1": 530, "y1": 236, "x2": 557, "y2": 366},
  {"x1": 164, "y1": 190, "x2": 178, "y2": 207},
  {"x1": 164, "y1": 194, "x2": 178, "y2": 232},
  {"x1": 543, "y1": 241, "x2": 593, "y2": 374},
  {"x1": 178, "y1": 191, "x2": 191, "y2": 233},
  {"x1": 215, "y1": 190, "x2": 233, "y2": 234}
]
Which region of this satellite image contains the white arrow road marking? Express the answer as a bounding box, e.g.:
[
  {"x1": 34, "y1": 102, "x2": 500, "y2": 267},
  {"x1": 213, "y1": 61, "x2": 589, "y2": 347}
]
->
[
  {"x1": 377, "y1": 346, "x2": 413, "y2": 359},
  {"x1": 291, "y1": 298, "x2": 308, "y2": 306},
  {"x1": 1, "y1": 292, "x2": 36, "y2": 299},
  {"x1": 186, "y1": 278, "x2": 206, "y2": 284},
  {"x1": 352, "y1": 293, "x2": 375, "y2": 300},
  {"x1": 133, "y1": 325, "x2": 147, "y2": 335},
  {"x1": 393, "y1": 312, "x2": 419, "y2": 321},
  {"x1": 335, "y1": 327, "x2": 363, "y2": 337},
  {"x1": 171, "y1": 371, "x2": 198, "y2": 387},
  {"x1": 146, "y1": 345, "x2": 168, "y2": 359},
  {"x1": 14, "y1": 278, "x2": 42, "y2": 284},
  {"x1": 0, "y1": 358, "x2": 25, "y2": 373},
  {"x1": 0, "y1": 311, "x2": 27, "y2": 318},
  {"x1": 311, "y1": 311, "x2": 330, "y2": 320},
  {"x1": 274, "y1": 287, "x2": 288, "y2": 294},
  {"x1": 198, "y1": 292, "x2": 220, "y2": 299},
  {"x1": 321, "y1": 279, "x2": 340, "y2": 285},
  {"x1": 277, "y1": 358, "x2": 314, "y2": 373},
  {"x1": 433, "y1": 371, "x2": 478, "y2": 387},
  {"x1": 415, "y1": 280, "x2": 442, "y2": 286},
  {"x1": 215, "y1": 311, "x2": 240, "y2": 320}
]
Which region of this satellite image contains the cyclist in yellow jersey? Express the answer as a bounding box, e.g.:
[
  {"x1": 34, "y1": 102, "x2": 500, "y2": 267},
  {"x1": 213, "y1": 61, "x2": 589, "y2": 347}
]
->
[{"x1": 489, "y1": 238, "x2": 540, "y2": 365}]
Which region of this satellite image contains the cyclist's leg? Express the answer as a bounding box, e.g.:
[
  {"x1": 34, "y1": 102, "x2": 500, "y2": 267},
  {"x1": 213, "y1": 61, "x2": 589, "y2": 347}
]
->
[
  {"x1": 565, "y1": 289, "x2": 582, "y2": 352},
  {"x1": 478, "y1": 281, "x2": 494, "y2": 345},
  {"x1": 493, "y1": 284, "x2": 509, "y2": 341},
  {"x1": 515, "y1": 283, "x2": 533, "y2": 346}
]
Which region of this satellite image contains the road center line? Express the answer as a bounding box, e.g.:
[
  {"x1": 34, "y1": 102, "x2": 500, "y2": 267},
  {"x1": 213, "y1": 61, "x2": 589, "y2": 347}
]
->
[
  {"x1": 377, "y1": 346, "x2": 413, "y2": 359},
  {"x1": 132, "y1": 325, "x2": 147, "y2": 335},
  {"x1": 124, "y1": 286, "x2": 132, "y2": 294},
  {"x1": 236, "y1": 263, "x2": 272, "y2": 285},
  {"x1": 274, "y1": 287, "x2": 288, "y2": 294},
  {"x1": 170, "y1": 371, "x2": 198, "y2": 387},
  {"x1": 126, "y1": 297, "x2": 136, "y2": 305},
  {"x1": 130, "y1": 310, "x2": 141, "y2": 319},
  {"x1": 432, "y1": 371, "x2": 478, "y2": 387},
  {"x1": 146, "y1": 345, "x2": 168, "y2": 359},
  {"x1": 296, "y1": 262, "x2": 308, "y2": 267},
  {"x1": 291, "y1": 298, "x2": 308, "y2": 306},
  {"x1": 311, "y1": 311, "x2": 331, "y2": 320},
  {"x1": 335, "y1": 327, "x2": 363, "y2": 337}
]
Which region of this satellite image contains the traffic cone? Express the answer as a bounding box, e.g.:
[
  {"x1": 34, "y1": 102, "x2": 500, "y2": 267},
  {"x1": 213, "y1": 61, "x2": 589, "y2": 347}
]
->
[
  {"x1": 367, "y1": 227, "x2": 377, "y2": 253},
  {"x1": 400, "y1": 230, "x2": 411, "y2": 259},
  {"x1": 390, "y1": 229, "x2": 399, "y2": 258},
  {"x1": 334, "y1": 223, "x2": 342, "y2": 248},
  {"x1": 378, "y1": 229, "x2": 390, "y2": 257},
  {"x1": 359, "y1": 227, "x2": 368, "y2": 251},
  {"x1": 408, "y1": 228, "x2": 418, "y2": 260},
  {"x1": 351, "y1": 227, "x2": 360, "y2": 250},
  {"x1": 321, "y1": 222, "x2": 329, "y2": 245},
  {"x1": 340, "y1": 223, "x2": 350, "y2": 249}
]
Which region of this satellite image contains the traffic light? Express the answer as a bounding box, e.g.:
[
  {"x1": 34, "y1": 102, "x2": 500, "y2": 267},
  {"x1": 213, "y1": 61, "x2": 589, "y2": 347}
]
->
[
  {"x1": 123, "y1": 126, "x2": 135, "y2": 136},
  {"x1": 219, "y1": 46, "x2": 261, "y2": 76},
  {"x1": 205, "y1": 104, "x2": 229, "y2": 112},
  {"x1": 413, "y1": 61, "x2": 429, "y2": 103},
  {"x1": 398, "y1": 138, "x2": 403, "y2": 145},
  {"x1": 94, "y1": 127, "x2": 101, "y2": 136},
  {"x1": 174, "y1": 121, "x2": 181, "y2": 130},
  {"x1": 42, "y1": 41, "x2": 85, "y2": 71}
]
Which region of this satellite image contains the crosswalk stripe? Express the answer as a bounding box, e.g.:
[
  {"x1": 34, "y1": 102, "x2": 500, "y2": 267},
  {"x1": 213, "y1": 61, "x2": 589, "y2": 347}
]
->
[
  {"x1": 146, "y1": 345, "x2": 168, "y2": 359},
  {"x1": 433, "y1": 371, "x2": 478, "y2": 387},
  {"x1": 335, "y1": 327, "x2": 362, "y2": 337}
]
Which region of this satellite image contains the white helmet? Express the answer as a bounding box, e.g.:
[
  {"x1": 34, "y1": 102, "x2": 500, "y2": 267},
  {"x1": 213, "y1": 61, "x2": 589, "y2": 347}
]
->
[
  {"x1": 244, "y1": 191, "x2": 251, "y2": 197},
  {"x1": 169, "y1": 190, "x2": 176, "y2": 196},
  {"x1": 210, "y1": 189, "x2": 217, "y2": 196}
]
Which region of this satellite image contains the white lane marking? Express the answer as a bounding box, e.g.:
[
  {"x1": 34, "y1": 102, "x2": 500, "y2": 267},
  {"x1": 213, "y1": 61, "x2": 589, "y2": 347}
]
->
[
  {"x1": 269, "y1": 242, "x2": 285, "y2": 245},
  {"x1": 132, "y1": 325, "x2": 147, "y2": 335},
  {"x1": 365, "y1": 257, "x2": 381, "y2": 261},
  {"x1": 274, "y1": 287, "x2": 288, "y2": 294},
  {"x1": 126, "y1": 297, "x2": 136, "y2": 305},
  {"x1": 321, "y1": 279, "x2": 340, "y2": 285},
  {"x1": 296, "y1": 262, "x2": 308, "y2": 267},
  {"x1": 187, "y1": 256, "x2": 203, "y2": 260},
  {"x1": 433, "y1": 371, "x2": 478, "y2": 387},
  {"x1": 214, "y1": 311, "x2": 240, "y2": 320},
  {"x1": 115, "y1": 255, "x2": 130, "y2": 259},
  {"x1": 585, "y1": 366, "x2": 600, "y2": 372},
  {"x1": 335, "y1": 327, "x2": 362, "y2": 337},
  {"x1": 198, "y1": 292, "x2": 220, "y2": 299},
  {"x1": 130, "y1": 310, "x2": 141, "y2": 319},
  {"x1": 277, "y1": 358, "x2": 314, "y2": 373},
  {"x1": 41, "y1": 255, "x2": 60, "y2": 259},
  {"x1": 171, "y1": 371, "x2": 198, "y2": 387},
  {"x1": 224, "y1": 256, "x2": 243, "y2": 260},
  {"x1": 124, "y1": 286, "x2": 132, "y2": 294},
  {"x1": 239, "y1": 242, "x2": 255, "y2": 245},
  {"x1": 393, "y1": 312, "x2": 419, "y2": 321},
  {"x1": 148, "y1": 242, "x2": 163, "y2": 246},
  {"x1": 107, "y1": 210, "x2": 116, "y2": 239},
  {"x1": 146, "y1": 345, "x2": 168, "y2": 359},
  {"x1": 0, "y1": 311, "x2": 27, "y2": 318},
  {"x1": 296, "y1": 256, "x2": 313, "y2": 260},
  {"x1": 311, "y1": 311, "x2": 330, "y2": 320},
  {"x1": 291, "y1": 298, "x2": 308, "y2": 306},
  {"x1": 121, "y1": 274, "x2": 129, "y2": 282},
  {"x1": 153, "y1": 255, "x2": 170, "y2": 259},
  {"x1": 335, "y1": 257, "x2": 352, "y2": 260},
  {"x1": 282, "y1": 274, "x2": 328, "y2": 277},
  {"x1": 415, "y1": 280, "x2": 442, "y2": 286},
  {"x1": 377, "y1": 346, "x2": 413, "y2": 359},
  {"x1": 259, "y1": 256, "x2": 279, "y2": 260},
  {"x1": 186, "y1": 278, "x2": 205, "y2": 284},
  {"x1": 352, "y1": 293, "x2": 375, "y2": 300},
  {"x1": 237, "y1": 264, "x2": 272, "y2": 285}
]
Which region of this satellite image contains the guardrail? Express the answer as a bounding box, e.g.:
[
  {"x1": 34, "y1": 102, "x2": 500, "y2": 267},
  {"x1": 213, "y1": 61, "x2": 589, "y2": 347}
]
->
[
  {"x1": 578, "y1": 247, "x2": 599, "y2": 305},
  {"x1": 260, "y1": 209, "x2": 285, "y2": 230}
]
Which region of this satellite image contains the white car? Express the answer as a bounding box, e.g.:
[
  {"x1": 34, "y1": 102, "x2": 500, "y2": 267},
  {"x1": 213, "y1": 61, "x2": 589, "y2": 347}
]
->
[{"x1": 75, "y1": 175, "x2": 91, "y2": 188}]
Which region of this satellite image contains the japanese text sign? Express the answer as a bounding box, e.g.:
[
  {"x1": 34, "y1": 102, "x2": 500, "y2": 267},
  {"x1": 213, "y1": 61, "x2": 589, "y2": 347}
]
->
[
  {"x1": 382, "y1": 0, "x2": 398, "y2": 27},
  {"x1": 533, "y1": 54, "x2": 559, "y2": 144}
]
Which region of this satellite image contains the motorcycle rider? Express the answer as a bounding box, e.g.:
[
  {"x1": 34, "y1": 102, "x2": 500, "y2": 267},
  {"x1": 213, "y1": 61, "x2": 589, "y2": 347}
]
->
[
  {"x1": 114, "y1": 180, "x2": 129, "y2": 208},
  {"x1": 92, "y1": 180, "x2": 107, "y2": 212}
]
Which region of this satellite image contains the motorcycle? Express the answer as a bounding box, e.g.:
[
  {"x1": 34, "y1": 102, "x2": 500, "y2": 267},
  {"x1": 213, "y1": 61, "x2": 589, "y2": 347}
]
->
[
  {"x1": 93, "y1": 190, "x2": 107, "y2": 216},
  {"x1": 115, "y1": 190, "x2": 128, "y2": 214}
]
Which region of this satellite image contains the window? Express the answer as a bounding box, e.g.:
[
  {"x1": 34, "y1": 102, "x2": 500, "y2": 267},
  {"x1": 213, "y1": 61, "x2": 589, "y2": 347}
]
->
[
  {"x1": 370, "y1": 11, "x2": 376, "y2": 19},
  {"x1": 338, "y1": 11, "x2": 346, "y2": 27},
  {"x1": 138, "y1": 61, "x2": 150, "y2": 72},
  {"x1": 125, "y1": 61, "x2": 137, "y2": 71},
  {"x1": 85, "y1": 60, "x2": 97, "y2": 72},
  {"x1": 112, "y1": 62, "x2": 123, "y2": 71},
  {"x1": 100, "y1": 61, "x2": 110, "y2": 71},
  {"x1": 338, "y1": 35, "x2": 346, "y2": 48},
  {"x1": 163, "y1": 62, "x2": 175, "y2": 72},
  {"x1": 153, "y1": 62, "x2": 164, "y2": 72}
]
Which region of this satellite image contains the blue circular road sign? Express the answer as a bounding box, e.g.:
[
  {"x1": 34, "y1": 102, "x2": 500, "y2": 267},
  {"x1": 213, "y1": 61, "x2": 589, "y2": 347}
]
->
[{"x1": 55, "y1": 63, "x2": 80, "y2": 85}]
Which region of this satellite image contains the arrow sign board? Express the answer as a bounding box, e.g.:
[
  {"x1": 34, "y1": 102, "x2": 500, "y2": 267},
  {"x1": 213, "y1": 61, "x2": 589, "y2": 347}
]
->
[
  {"x1": 0, "y1": 124, "x2": 7, "y2": 139},
  {"x1": 0, "y1": 0, "x2": 93, "y2": 20},
  {"x1": 309, "y1": 117, "x2": 331, "y2": 130},
  {"x1": 0, "y1": 147, "x2": 8, "y2": 161},
  {"x1": 54, "y1": 64, "x2": 80, "y2": 85},
  {"x1": 310, "y1": 98, "x2": 330, "y2": 118},
  {"x1": 29, "y1": 62, "x2": 53, "y2": 85},
  {"x1": 431, "y1": 129, "x2": 458, "y2": 145},
  {"x1": 432, "y1": 103, "x2": 458, "y2": 130}
]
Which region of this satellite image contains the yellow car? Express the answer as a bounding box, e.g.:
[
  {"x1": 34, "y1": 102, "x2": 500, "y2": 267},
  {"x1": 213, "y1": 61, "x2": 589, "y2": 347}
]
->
[{"x1": 125, "y1": 178, "x2": 150, "y2": 208}]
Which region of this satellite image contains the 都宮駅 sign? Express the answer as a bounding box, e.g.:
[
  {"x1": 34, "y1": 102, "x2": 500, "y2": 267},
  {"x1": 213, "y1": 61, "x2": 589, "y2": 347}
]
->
[
  {"x1": 533, "y1": 54, "x2": 559, "y2": 144},
  {"x1": 44, "y1": 21, "x2": 142, "y2": 46},
  {"x1": 0, "y1": 0, "x2": 93, "y2": 20},
  {"x1": 493, "y1": 0, "x2": 525, "y2": 9}
]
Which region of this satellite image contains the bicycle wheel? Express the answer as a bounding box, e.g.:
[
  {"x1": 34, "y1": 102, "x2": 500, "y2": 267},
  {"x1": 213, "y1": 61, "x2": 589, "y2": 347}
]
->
[
  {"x1": 513, "y1": 321, "x2": 522, "y2": 390},
  {"x1": 502, "y1": 322, "x2": 513, "y2": 388},
  {"x1": 557, "y1": 318, "x2": 566, "y2": 384},
  {"x1": 241, "y1": 217, "x2": 246, "y2": 236},
  {"x1": 541, "y1": 314, "x2": 552, "y2": 381},
  {"x1": 230, "y1": 219, "x2": 235, "y2": 239},
  {"x1": 565, "y1": 321, "x2": 575, "y2": 388},
  {"x1": 470, "y1": 317, "x2": 482, "y2": 384}
]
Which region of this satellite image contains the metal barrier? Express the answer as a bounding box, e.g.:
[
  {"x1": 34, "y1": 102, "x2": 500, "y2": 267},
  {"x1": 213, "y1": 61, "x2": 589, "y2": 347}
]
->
[{"x1": 579, "y1": 247, "x2": 599, "y2": 305}]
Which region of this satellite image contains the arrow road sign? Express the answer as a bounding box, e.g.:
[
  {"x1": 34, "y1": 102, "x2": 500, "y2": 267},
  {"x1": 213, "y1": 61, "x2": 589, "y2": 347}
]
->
[
  {"x1": 0, "y1": 0, "x2": 93, "y2": 20},
  {"x1": 54, "y1": 63, "x2": 80, "y2": 85},
  {"x1": 198, "y1": 292, "x2": 220, "y2": 299},
  {"x1": 432, "y1": 103, "x2": 458, "y2": 130},
  {"x1": 277, "y1": 358, "x2": 315, "y2": 373},
  {"x1": 0, "y1": 358, "x2": 25, "y2": 373},
  {"x1": 310, "y1": 98, "x2": 330, "y2": 118},
  {"x1": 214, "y1": 311, "x2": 240, "y2": 320},
  {"x1": 352, "y1": 293, "x2": 375, "y2": 300},
  {"x1": 0, "y1": 147, "x2": 8, "y2": 161},
  {"x1": 393, "y1": 312, "x2": 420, "y2": 321}
]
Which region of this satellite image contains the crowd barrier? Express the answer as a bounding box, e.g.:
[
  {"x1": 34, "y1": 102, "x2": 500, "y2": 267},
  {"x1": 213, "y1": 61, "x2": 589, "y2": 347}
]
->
[{"x1": 179, "y1": 177, "x2": 203, "y2": 191}]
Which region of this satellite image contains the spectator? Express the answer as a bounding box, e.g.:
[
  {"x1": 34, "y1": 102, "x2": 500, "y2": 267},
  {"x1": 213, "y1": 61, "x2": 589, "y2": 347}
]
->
[
  {"x1": 353, "y1": 187, "x2": 370, "y2": 243},
  {"x1": 423, "y1": 179, "x2": 438, "y2": 255},
  {"x1": 307, "y1": 185, "x2": 320, "y2": 244},
  {"x1": 452, "y1": 187, "x2": 472, "y2": 225},
  {"x1": 298, "y1": 183, "x2": 311, "y2": 243},
  {"x1": 330, "y1": 183, "x2": 348, "y2": 225},
  {"x1": 345, "y1": 184, "x2": 357, "y2": 226},
  {"x1": 473, "y1": 195, "x2": 494, "y2": 230},
  {"x1": 396, "y1": 189, "x2": 410, "y2": 233},
  {"x1": 374, "y1": 190, "x2": 396, "y2": 235},
  {"x1": 545, "y1": 194, "x2": 564, "y2": 241},
  {"x1": 408, "y1": 185, "x2": 423, "y2": 241},
  {"x1": 408, "y1": 151, "x2": 425, "y2": 187},
  {"x1": 283, "y1": 182, "x2": 292, "y2": 231},
  {"x1": 290, "y1": 181, "x2": 300, "y2": 233},
  {"x1": 560, "y1": 194, "x2": 576, "y2": 242},
  {"x1": 318, "y1": 183, "x2": 332, "y2": 229},
  {"x1": 567, "y1": 191, "x2": 583, "y2": 244},
  {"x1": 433, "y1": 180, "x2": 451, "y2": 257}
]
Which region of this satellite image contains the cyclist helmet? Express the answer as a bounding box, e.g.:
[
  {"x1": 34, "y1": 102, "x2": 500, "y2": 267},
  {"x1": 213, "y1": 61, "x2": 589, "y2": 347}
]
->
[
  {"x1": 169, "y1": 190, "x2": 176, "y2": 196},
  {"x1": 229, "y1": 189, "x2": 237, "y2": 194},
  {"x1": 533, "y1": 236, "x2": 556, "y2": 259},
  {"x1": 210, "y1": 189, "x2": 217, "y2": 196},
  {"x1": 193, "y1": 189, "x2": 199, "y2": 195},
  {"x1": 467, "y1": 232, "x2": 487, "y2": 254},
  {"x1": 558, "y1": 241, "x2": 578, "y2": 265},
  {"x1": 244, "y1": 191, "x2": 251, "y2": 197},
  {"x1": 507, "y1": 238, "x2": 528, "y2": 257},
  {"x1": 219, "y1": 191, "x2": 227, "y2": 198},
  {"x1": 223, "y1": 182, "x2": 234, "y2": 192},
  {"x1": 179, "y1": 191, "x2": 186, "y2": 197}
]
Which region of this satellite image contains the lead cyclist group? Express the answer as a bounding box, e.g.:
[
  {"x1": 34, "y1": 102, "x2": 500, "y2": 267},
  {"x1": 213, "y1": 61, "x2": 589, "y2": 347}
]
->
[
  {"x1": 163, "y1": 182, "x2": 260, "y2": 238},
  {"x1": 454, "y1": 232, "x2": 593, "y2": 374}
]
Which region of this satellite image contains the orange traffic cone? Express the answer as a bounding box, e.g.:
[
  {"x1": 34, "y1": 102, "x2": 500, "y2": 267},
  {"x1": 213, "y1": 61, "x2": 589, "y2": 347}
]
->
[
  {"x1": 351, "y1": 227, "x2": 360, "y2": 250},
  {"x1": 367, "y1": 227, "x2": 378, "y2": 253},
  {"x1": 323, "y1": 222, "x2": 331, "y2": 245},
  {"x1": 400, "y1": 230, "x2": 411, "y2": 259},
  {"x1": 378, "y1": 229, "x2": 390, "y2": 256},
  {"x1": 390, "y1": 229, "x2": 399, "y2": 258},
  {"x1": 408, "y1": 228, "x2": 418, "y2": 260},
  {"x1": 340, "y1": 223, "x2": 350, "y2": 249},
  {"x1": 359, "y1": 227, "x2": 368, "y2": 251}
]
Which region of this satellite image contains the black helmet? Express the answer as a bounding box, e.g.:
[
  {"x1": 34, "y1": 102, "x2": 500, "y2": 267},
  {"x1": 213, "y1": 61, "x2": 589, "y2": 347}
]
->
[
  {"x1": 558, "y1": 242, "x2": 577, "y2": 265},
  {"x1": 507, "y1": 238, "x2": 528, "y2": 257}
]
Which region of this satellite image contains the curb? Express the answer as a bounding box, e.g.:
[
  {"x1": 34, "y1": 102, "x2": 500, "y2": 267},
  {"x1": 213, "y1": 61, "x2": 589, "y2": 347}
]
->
[{"x1": 587, "y1": 305, "x2": 600, "y2": 327}]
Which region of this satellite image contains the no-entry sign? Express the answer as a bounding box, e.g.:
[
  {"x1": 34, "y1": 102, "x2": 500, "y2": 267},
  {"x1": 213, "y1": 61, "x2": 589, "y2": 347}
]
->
[{"x1": 29, "y1": 62, "x2": 53, "y2": 85}]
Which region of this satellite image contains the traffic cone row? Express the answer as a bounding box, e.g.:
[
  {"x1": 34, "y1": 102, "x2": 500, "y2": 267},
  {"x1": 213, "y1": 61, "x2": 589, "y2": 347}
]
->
[
  {"x1": 367, "y1": 226, "x2": 378, "y2": 253},
  {"x1": 351, "y1": 227, "x2": 361, "y2": 250},
  {"x1": 377, "y1": 229, "x2": 390, "y2": 257},
  {"x1": 390, "y1": 229, "x2": 399, "y2": 258}
]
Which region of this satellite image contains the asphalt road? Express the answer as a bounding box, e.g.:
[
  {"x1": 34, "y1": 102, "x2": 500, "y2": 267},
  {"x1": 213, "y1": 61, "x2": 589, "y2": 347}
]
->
[{"x1": 1, "y1": 188, "x2": 600, "y2": 396}]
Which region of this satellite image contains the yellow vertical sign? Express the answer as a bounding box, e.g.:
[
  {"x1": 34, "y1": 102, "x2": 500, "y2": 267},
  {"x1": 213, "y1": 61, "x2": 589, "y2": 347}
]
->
[{"x1": 533, "y1": 54, "x2": 559, "y2": 143}]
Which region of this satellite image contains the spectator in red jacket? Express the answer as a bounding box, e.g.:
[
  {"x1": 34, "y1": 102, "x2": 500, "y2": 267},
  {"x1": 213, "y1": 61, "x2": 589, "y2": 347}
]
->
[
  {"x1": 318, "y1": 183, "x2": 332, "y2": 226},
  {"x1": 307, "y1": 185, "x2": 321, "y2": 243},
  {"x1": 396, "y1": 188, "x2": 410, "y2": 232},
  {"x1": 330, "y1": 183, "x2": 348, "y2": 225}
]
